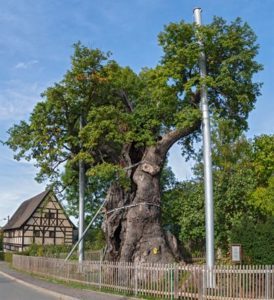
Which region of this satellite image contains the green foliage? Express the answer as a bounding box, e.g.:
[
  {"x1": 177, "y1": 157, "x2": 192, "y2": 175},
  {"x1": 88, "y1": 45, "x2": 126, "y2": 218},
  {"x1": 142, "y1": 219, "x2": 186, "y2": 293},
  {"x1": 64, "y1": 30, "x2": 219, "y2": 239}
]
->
[
  {"x1": 162, "y1": 181, "x2": 205, "y2": 252},
  {"x1": 206, "y1": 132, "x2": 256, "y2": 248},
  {"x1": 4, "y1": 252, "x2": 13, "y2": 263},
  {"x1": 248, "y1": 134, "x2": 274, "y2": 215},
  {"x1": 5, "y1": 18, "x2": 262, "y2": 240},
  {"x1": 159, "y1": 18, "x2": 262, "y2": 133},
  {"x1": 160, "y1": 163, "x2": 177, "y2": 192},
  {"x1": 63, "y1": 164, "x2": 107, "y2": 220},
  {"x1": 6, "y1": 43, "x2": 112, "y2": 183},
  {"x1": 87, "y1": 163, "x2": 130, "y2": 190},
  {"x1": 0, "y1": 251, "x2": 4, "y2": 261},
  {"x1": 230, "y1": 216, "x2": 274, "y2": 264},
  {"x1": 250, "y1": 176, "x2": 274, "y2": 216},
  {"x1": 195, "y1": 128, "x2": 274, "y2": 250},
  {"x1": 6, "y1": 17, "x2": 262, "y2": 176},
  {"x1": 251, "y1": 134, "x2": 274, "y2": 186},
  {"x1": 25, "y1": 244, "x2": 72, "y2": 257},
  {"x1": 162, "y1": 132, "x2": 274, "y2": 261},
  {"x1": 85, "y1": 227, "x2": 105, "y2": 250},
  {"x1": 214, "y1": 165, "x2": 258, "y2": 249}
]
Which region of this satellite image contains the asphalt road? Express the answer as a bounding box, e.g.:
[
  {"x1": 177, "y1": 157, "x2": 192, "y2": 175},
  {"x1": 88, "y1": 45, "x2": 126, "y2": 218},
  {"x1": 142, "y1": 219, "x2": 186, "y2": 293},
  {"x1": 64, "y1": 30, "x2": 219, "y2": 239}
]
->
[
  {"x1": 0, "y1": 272, "x2": 57, "y2": 300},
  {"x1": 0, "y1": 261, "x2": 133, "y2": 300}
]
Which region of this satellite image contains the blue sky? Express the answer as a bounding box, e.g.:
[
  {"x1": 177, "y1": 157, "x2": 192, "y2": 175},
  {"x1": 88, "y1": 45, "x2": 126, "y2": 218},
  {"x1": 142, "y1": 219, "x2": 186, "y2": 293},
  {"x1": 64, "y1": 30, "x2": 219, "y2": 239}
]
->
[{"x1": 0, "y1": 0, "x2": 273, "y2": 226}]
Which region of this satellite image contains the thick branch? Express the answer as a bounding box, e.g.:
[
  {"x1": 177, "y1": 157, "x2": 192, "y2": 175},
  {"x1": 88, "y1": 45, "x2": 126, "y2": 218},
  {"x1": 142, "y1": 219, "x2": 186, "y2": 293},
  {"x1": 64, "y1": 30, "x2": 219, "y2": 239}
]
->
[
  {"x1": 158, "y1": 119, "x2": 201, "y2": 156},
  {"x1": 190, "y1": 91, "x2": 201, "y2": 106},
  {"x1": 52, "y1": 157, "x2": 68, "y2": 171},
  {"x1": 118, "y1": 90, "x2": 134, "y2": 113}
]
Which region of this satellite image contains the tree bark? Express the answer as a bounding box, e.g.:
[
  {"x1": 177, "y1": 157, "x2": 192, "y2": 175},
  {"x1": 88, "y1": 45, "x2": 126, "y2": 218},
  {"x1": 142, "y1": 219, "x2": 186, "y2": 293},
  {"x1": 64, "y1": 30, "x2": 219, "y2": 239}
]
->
[{"x1": 102, "y1": 123, "x2": 200, "y2": 263}]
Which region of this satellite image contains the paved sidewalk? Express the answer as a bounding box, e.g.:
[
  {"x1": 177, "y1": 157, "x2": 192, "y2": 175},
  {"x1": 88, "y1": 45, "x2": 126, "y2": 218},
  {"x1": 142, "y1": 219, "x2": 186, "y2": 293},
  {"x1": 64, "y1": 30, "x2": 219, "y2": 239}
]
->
[{"x1": 0, "y1": 261, "x2": 134, "y2": 300}]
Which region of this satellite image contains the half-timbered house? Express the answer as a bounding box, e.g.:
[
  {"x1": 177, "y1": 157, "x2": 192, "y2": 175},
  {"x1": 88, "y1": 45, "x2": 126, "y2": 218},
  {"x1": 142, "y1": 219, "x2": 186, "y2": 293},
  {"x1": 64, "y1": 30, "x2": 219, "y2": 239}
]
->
[{"x1": 3, "y1": 190, "x2": 77, "y2": 252}]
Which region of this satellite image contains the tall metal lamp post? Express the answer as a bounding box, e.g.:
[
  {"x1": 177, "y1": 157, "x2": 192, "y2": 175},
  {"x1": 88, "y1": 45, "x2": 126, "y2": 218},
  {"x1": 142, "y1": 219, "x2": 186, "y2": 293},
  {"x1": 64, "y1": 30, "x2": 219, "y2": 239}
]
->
[{"x1": 193, "y1": 7, "x2": 215, "y2": 285}]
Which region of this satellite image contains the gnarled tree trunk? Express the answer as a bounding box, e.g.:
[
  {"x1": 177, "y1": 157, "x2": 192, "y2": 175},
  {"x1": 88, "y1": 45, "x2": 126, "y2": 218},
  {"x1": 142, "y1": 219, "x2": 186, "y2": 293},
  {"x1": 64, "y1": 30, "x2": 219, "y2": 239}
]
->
[{"x1": 102, "y1": 125, "x2": 199, "y2": 263}]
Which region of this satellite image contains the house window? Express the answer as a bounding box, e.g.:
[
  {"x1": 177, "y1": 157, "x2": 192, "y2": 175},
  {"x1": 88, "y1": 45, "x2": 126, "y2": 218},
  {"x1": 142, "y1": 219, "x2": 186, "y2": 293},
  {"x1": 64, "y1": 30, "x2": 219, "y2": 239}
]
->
[
  {"x1": 49, "y1": 231, "x2": 55, "y2": 238},
  {"x1": 34, "y1": 230, "x2": 40, "y2": 237},
  {"x1": 45, "y1": 212, "x2": 55, "y2": 219}
]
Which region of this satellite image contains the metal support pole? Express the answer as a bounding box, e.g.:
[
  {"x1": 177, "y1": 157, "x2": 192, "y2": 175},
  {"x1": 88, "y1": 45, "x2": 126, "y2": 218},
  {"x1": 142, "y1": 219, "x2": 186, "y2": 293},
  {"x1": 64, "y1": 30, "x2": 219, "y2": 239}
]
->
[
  {"x1": 65, "y1": 198, "x2": 107, "y2": 261},
  {"x1": 193, "y1": 7, "x2": 215, "y2": 278},
  {"x1": 78, "y1": 115, "x2": 85, "y2": 262}
]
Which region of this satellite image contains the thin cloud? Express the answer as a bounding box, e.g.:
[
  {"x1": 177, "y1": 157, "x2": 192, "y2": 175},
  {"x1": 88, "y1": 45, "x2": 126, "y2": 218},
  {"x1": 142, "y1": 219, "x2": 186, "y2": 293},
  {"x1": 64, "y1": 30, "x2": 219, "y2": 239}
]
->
[
  {"x1": 14, "y1": 60, "x2": 38, "y2": 69},
  {"x1": 0, "y1": 80, "x2": 45, "y2": 121},
  {"x1": 0, "y1": 185, "x2": 46, "y2": 226}
]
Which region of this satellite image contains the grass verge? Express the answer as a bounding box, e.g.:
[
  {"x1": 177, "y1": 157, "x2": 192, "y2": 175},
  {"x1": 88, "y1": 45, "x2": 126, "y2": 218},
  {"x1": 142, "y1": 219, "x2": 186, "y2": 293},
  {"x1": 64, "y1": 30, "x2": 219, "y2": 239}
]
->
[{"x1": 8, "y1": 265, "x2": 161, "y2": 300}]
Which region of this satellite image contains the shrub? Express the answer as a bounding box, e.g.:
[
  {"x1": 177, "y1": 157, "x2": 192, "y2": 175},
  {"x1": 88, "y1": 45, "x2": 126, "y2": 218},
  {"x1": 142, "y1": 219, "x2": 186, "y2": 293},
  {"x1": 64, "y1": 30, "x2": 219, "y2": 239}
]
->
[
  {"x1": 85, "y1": 228, "x2": 105, "y2": 251},
  {"x1": 230, "y1": 216, "x2": 274, "y2": 264},
  {"x1": 24, "y1": 244, "x2": 72, "y2": 258},
  {"x1": 4, "y1": 252, "x2": 13, "y2": 263}
]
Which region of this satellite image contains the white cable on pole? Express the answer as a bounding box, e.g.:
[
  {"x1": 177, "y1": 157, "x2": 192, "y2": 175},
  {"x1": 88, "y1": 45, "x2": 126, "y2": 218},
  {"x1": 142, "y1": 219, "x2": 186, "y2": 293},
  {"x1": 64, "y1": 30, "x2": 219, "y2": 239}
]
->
[{"x1": 65, "y1": 197, "x2": 108, "y2": 261}]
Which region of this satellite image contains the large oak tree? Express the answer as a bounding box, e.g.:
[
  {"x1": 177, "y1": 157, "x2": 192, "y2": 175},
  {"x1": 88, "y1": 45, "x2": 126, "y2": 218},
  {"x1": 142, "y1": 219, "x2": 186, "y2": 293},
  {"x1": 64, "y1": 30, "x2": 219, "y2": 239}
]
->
[{"x1": 6, "y1": 17, "x2": 262, "y2": 263}]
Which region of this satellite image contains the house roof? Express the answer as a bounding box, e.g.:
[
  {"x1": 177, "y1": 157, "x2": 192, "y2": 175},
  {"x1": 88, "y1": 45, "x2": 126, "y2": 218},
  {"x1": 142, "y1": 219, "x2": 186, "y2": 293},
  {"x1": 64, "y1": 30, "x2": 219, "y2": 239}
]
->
[{"x1": 3, "y1": 190, "x2": 50, "y2": 230}]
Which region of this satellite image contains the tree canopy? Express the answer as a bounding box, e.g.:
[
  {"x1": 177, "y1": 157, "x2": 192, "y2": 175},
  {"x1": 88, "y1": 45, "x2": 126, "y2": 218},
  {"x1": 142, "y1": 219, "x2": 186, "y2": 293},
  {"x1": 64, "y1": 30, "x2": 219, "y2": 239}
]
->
[
  {"x1": 6, "y1": 17, "x2": 262, "y2": 194},
  {"x1": 5, "y1": 17, "x2": 263, "y2": 262}
]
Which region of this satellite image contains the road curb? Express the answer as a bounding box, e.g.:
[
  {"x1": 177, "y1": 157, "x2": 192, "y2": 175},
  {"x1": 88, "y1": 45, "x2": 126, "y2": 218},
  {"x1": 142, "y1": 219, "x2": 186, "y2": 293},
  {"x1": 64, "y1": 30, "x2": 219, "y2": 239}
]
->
[{"x1": 0, "y1": 270, "x2": 79, "y2": 300}]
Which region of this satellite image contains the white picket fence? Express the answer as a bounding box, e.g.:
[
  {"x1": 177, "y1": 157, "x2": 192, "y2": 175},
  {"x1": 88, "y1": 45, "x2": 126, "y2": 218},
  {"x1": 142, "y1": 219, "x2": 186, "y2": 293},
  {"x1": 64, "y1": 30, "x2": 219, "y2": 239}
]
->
[{"x1": 13, "y1": 255, "x2": 274, "y2": 299}]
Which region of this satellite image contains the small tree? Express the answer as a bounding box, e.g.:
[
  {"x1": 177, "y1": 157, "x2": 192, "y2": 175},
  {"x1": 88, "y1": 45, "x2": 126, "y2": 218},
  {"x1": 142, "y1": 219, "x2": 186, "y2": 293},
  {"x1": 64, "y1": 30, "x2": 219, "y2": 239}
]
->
[
  {"x1": 162, "y1": 132, "x2": 274, "y2": 261},
  {"x1": 231, "y1": 216, "x2": 274, "y2": 264}
]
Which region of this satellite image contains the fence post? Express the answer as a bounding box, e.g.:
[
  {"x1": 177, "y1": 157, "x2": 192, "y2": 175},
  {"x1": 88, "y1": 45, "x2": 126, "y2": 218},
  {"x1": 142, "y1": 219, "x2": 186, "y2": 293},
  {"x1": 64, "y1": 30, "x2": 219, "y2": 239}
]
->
[
  {"x1": 174, "y1": 264, "x2": 179, "y2": 299},
  {"x1": 99, "y1": 260, "x2": 102, "y2": 290},
  {"x1": 134, "y1": 263, "x2": 138, "y2": 297},
  {"x1": 198, "y1": 266, "x2": 205, "y2": 300},
  {"x1": 203, "y1": 265, "x2": 207, "y2": 299},
  {"x1": 170, "y1": 264, "x2": 174, "y2": 300},
  {"x1": 265, "y1": 265, "x2": 270, "y2": 300},
  {"x1": 66, "y1": 261, "x2": 70, "y2": 282}
]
